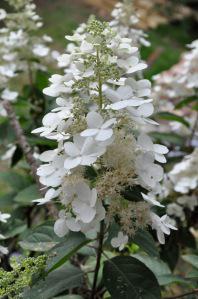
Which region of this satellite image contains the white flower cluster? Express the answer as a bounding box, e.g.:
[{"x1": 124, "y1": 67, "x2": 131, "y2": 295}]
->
[
  {"x1": 153, "y1": 40, "x2": 198, "y2": 102},
  {"x1": 166, "y1": 149, "x2": 198, "y2": 222},
  {"x1": 110, "y1": 0, "x2": 150, "y2": 47},
  {"x1": 33, "y1": 19, "x2": 175, "y2": 250},
  {"x1": 0, "y1": 0, "x2": 58, "y2": 116},
  {"x1": 0, "y1": 211, "x2": 10, "y2": 255},
  {"x1": 152, "y1": 40, "x2": 198, "y2": 225}
]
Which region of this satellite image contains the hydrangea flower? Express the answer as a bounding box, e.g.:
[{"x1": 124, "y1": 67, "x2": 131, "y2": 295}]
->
[
  {"x1": 81, "y1": 112, "x2": 116, "y2": 141},
  {"x1": 33, "y1": 18, "x2": 172, "y2": 247},
  {"x1": 111, "y1": 231, "x2": 129, "y2": 251}
]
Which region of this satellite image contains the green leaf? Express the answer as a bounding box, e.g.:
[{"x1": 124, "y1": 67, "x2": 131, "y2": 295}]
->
[
  {"x1": 133, "y1": 230, "x2": 159, "y2": 257},
  {"x1": 19, "y1": 222, "x2": 60, "y2": 251},
  {"x1": 150, "y1": 132, "x2": 183, "y2": 146},
  {"x1": 0, "y1": 192, "x2": 16, "y2": 209},
  {"x1": 132, "y1": 254, "x2": 187, "y2": 286},
  {"x1": 0, "y1": 172, "x2": 31, "y2": 191},
  {"x1": 182, "y1": 255, "x2": 198, "y2": 269},
  {"x1": 23, "y1": 264, "x2": 83, "y2": 299},
  {"x1": 35, "y1": 70, "x2": 50, "y2": 91},
  {"x1": 3, "y1": 222, "x2": 27, "y2": 239},
  {"x1": 103, "y1": 256, "x2": 161, "y2": 299},
  {"x1": 14, "y1": 184, "x2": 40, "y2": 206},
  {"x1": 47, "y1": 232, "x2": 90, "y2": 273},
  {"x1": 175, "y1": 96, "x2": 197, "y2": 109},
  {"x1": 156, "y1": 112, "x2": 190, "y2": 128},
  {"x1": 28, "y1": 135, "x2": 57, "y2": 147},
  {"x1": 160, "y1": 233, "x2": 179, "y2": 271}
]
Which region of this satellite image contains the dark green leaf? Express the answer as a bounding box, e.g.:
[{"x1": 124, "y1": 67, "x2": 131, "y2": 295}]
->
[
  {"x1": 160, "y1": 234, "x2": 179, "y2": 271},
  {"x1": 150, "y1": 132, "x2": 184, "y2": 146},
  {"x1": 23, "y1": 264, "x2": 83, "y2": 299},
  {"x1": 35, "y1": 70, "x2": 50, "y2": 91},
  {"x1": 11, "y1": 146, "x2": 23, "y2": 167},
  {"x1": 175, "y1": 96, "x2": 197, "y2": 109},
  {"x1": 103, "y1": 256, "x2": 161, "y2": 299},
  {"x1": 122, "y1": 186, "x2": 147, "y2": 202},
  {"x1": 156, "y1": 112, "x2": 190, "y2": 128},
  {"x1": 133, "y1": 230, "x2": 159, "y2": 257}
]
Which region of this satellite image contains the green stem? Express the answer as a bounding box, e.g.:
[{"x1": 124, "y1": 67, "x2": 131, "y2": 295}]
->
[{"x1": 96, "y1": 48, "x2": 103, "y2": 109}]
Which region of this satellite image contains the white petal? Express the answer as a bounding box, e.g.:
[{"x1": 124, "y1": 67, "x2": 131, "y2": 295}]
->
[
  {"x1": 39, "y1": 150, "x2": 56, "y2": 162},
  {"x1": 31, "y1": 127, "x2": 45, "y2": 134},
  {"x1": 137, "y1": 103, "x2": 154, "y2": 117},
  {"x1": 42, "y1": 113, "x2": 58, "y2": 127},
  {"x1": 64, "y1": 157, "x2": 81, "y2": 169},
  {"x1": 141, "y1": 193, "x2": 164, "y2": 207},
  {"x1": 104, "y1": 88, "x2": 121, "y2": 103},
  {"x1": 54, "y1": 218, "x2": 69, "y2": 237},
  {"x1": 138, "y1": 133, "x2": 153, "y2": 151},
  {"x1": 157, "y1": 229, "x2": 165, "y2": 244},
  {"x1": 155, "y1": 153, "x2": 167, "y2": 163},
  {"x1": 81, "y1": 128, "x2": 99, "y2": 137},
  {"x1": 153, "y1": 144, "x2": 169, "y2": 154},
  {"x1": 96, "y1": 129, "x2": 113, "y2": 141},
  {"x1": 73, "y1": 201, "x2": 96, "y2": 223},
  {"x1": 81, "y1": 155, "x2": 97, "y2": 166},
  {"x1": 75, "y1": 182, "x2": 91, "y2": 203},
  {"x1": 87, "y1": 111, "x2": 104, "y2": 128},
  {"x1": 117, "y1": 85, "x2": 133, "y2": 100},
  {"x1": 37, "y1": 165, "x2": 54, "y2": 176},
  {"x1": 101, "y1": 118, "x2": 116, "y2": 129},
  {"x1": 43, "y1": 86, "x2": 59, "y2": 97},
  {"x1": 66, "y1": 218, "x2": 81, "y2": 231},
  {"x1": 64, "y1": 142, "x2": 80, "y2": 156}
]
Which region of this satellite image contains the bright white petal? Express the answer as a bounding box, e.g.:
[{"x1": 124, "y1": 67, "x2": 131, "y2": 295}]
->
[
  {"x1": 64, "y1": 142, "x2": 80, "y2": 156},
  {"x1": 96, "y1": 129, "x2": 113, "y2": 141},
  {"x1": 87, "y1": 111, "x2": 103, "y2": 128},
  {"x1": 64, "y1": 157, "x2": 81, "y2": 169}
]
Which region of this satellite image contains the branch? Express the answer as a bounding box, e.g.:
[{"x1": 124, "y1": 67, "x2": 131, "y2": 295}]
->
[
  {"x1": 2, "y1": 100, "x2": 42, "y2": 189},
  {"x1": 2, "y1": 100, "x2": 56, "y2": 216},
  {"x1": 90, "y1": 221, "x2": 105, "y2": 299},
  {"x1": 164, "y1": 289, "x2": 198, "y2": 299}
]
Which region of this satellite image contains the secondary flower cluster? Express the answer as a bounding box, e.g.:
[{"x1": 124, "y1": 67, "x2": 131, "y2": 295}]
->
[
  {"x1": 33, "y1": 18, "x2": 175, "y2": 249},
  {"x1": 110, "y1": 0, "x2": 150, "y2": 47},
  {"x1": 163, "y1": 149, "x2": 198, "y2": 224},
  {"x1": 153, "y1": 40, "x2": 198, "y2": 103},
  {"x1": 152, "y1": 39, "x2": 198, "y2": 226},
  {"x1": 0, "y1": 0, "x2": 58, "y2": 116}
]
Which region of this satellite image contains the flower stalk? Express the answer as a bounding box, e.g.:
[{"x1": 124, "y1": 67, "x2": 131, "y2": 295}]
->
[{"x1": 91, "y1": 221, "x2": 105, "y2": 299}]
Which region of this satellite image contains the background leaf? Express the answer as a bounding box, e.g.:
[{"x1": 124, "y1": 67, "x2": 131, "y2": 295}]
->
[
  {"x1": 156, "y1": 112, "x2": 190, "y2": 128},
  {"x1": 47, "y1": 232, "x2": 90, "y2": 272},
  {"x1": 14, "y1": 184, "x2": 40, "y2": 206},
  {"x1": 23, "y1": 264, "x2": 83, "y2": 299},
  {"x1": 19, "y1": 222, "x2": 60, "y2": 251},
  {"x1": 103, "y1": 256, "x2": 161, "y2": 299},
  {"x1": 133, "y1": 230, "x2": 159, "y2": 257}
]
